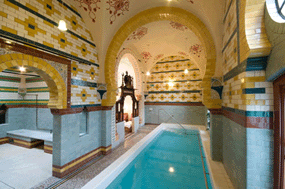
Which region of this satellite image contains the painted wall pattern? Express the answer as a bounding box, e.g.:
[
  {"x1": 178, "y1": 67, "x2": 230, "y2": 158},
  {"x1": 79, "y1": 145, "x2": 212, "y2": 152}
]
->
[
  {"x1": 146, "y1": 56, "x2": 202, "y2": 103},
  {"x1": 0, "y1": 0, "x2": 98, "y2": 65}
]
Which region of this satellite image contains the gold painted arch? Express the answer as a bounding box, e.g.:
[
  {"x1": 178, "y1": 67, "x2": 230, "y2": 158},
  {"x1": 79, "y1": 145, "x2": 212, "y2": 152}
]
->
[
  {"x1": 0, "y1": 53, "x2": 67, "y2": 109},
  {"x1": 103, "y1": 6, "x2": 218, "y2": 108}
]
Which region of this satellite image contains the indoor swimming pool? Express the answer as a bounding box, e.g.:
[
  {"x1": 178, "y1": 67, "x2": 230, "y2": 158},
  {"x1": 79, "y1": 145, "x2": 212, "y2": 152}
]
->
[{"x1": 83, "y1": 124, "x2": 213, "y2": 189}]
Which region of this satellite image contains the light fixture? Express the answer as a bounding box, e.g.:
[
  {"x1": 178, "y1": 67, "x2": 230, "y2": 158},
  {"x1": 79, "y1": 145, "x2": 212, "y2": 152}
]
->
[
  {"x1": 58, "y1": 20, "x2": 67, "y2": 31},
  {"x1": 58, "y1": 1, "x2": 67, "y2": 31},
  {"x1": 241, "y1": 78, "x2": 245, "y2": 83},
  {"x1": 169, "y1": 167, "x2": 175, "y2": 172},
  {"x1": 168, "y1": 81, "x2": 174, "y2": 87},
  {"x1": 19, "y1": 66, "x2": 26, "y2": 72},
  {"x1": 146, "y1": 71, "x2": 150, "y2": 76},
  {"x1": 184, "y1": 69, "x2": 188, "y2": 74},
  {"x1": 5, "y1": 40, "x2": 12, "y2": 44}
]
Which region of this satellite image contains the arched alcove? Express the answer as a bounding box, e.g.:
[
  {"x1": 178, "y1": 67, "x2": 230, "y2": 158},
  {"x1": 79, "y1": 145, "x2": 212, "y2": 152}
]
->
[
  {"x1": 102, "y1": 6, "x2": 218, "y2": 109},
  {"x1": 0, "y1": 54, "x2": 67, "y2": 109}
]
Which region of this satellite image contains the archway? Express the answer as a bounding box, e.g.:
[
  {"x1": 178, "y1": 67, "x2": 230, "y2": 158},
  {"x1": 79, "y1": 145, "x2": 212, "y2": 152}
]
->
[
  {"x1": 102, "y1": 6, "x2": 217, "y2": 109},
  {"x1": 0, "y1": 54, "x2": 67, "y2": 109}
]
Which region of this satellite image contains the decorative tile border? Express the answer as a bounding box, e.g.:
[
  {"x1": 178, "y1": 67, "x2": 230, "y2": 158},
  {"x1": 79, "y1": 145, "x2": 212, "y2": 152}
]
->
[
  {"x1": 0, "y1": 137, "x2": 9, "y2": 145},
  {"x1": 223, "y1": 57, "x2": 268, "y2": 82},
  {"x1": 145, "y1": 102, "x2": 204, "y2": 106},
  {"x1": 222, "y1": 106, "x2": 273, "y2": 129},
  {"x1": 51, "y1": 105, "x2": 112, "y2": 115},
  {"x1": 242, "y1": 88, "x2": 265, "y2": 94},
  {"x1": 151, "y1": 69, "x2": 199, "y2": 74},
  {"x1": 0, "y1": 32, "x2": 98, "y2": 67},
  {"x1": 148, "y1": 90, "x2": 201, "y2": 94},
  {"x1": 10, "y1": 138, "x2": 44, "y2": 148},
  {"x1": 52, "y1": 145, "x2": 112, "y2": 178},
  {"x1": 147, "y1": 79, "x2": 202, "y2": 84},
  {"x1": 71, "y1": 79, "x2": 97, "y2": 88},
  {"x1": 44, "y1": 144, "x2": 53, "y2": 154}
]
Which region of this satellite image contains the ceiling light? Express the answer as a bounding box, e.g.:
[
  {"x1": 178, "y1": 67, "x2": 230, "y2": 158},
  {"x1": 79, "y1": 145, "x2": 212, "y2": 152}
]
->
[
  {"x1": 5, "y1": 40, "x2": 12, "y2": 44},
  {"x1": 184, "y1": 69, "x2": 188, "y2": 74},
  {"x1": 169, "y1": 167, "x2": 175, "y2": 172},
  {"x1": 168, "y1": 81, "x2": 174, "y2": 87},
  {"x1": 146, "y1": 71, "x2": 150, "y2": 76},
  {"x1": 19, "y1": 66, "x2": 26, "y2": 72},
  {"x1": 58, "y1": 20, "x2": 67, "y2": 31}
]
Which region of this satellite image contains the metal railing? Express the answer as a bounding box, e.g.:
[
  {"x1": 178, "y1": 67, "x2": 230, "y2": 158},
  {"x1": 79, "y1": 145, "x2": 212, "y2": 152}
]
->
[{"x1": 158, "y1": 109, "x2": 187, "y2": 135}]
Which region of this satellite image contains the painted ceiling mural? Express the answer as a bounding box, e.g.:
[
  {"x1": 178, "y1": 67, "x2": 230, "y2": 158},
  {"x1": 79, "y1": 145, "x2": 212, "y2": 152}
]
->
[
  {"x1": 189, "y1": 44, "x2": 203, "y2": 57},
  {"x1": 127, "y1": 27, "x2": 148, "y2": 41},
  {"x1": 170, "y1": 21, "x2": 188, "y2": 31},
  {"x1": 178, "y1": 51, "x2": 188, "y2": 56},
  {"x1": 141, "y1": 52, "x2": 152, "y2": 62},
  {"x1": 119, "y1": 21, "x2": 206, "y2": 75},
  {"x1": 74, "y1": 0, "x2": 101, "y2": 23},
  {"x1": 106, "y1": 0, "x2": 130, "y2": 24},
  {"x1": 73, "y1": 0, "x2": 224, "y2": 77},
  {"x1": 155, "y1": 54, "x2": 164, "y2": 61}
]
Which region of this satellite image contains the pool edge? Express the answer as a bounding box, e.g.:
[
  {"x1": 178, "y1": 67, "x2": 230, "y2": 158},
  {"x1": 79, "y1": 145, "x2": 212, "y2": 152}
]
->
[{"x1": 82, "y1": 123, "x2": 213, "y2": 189}]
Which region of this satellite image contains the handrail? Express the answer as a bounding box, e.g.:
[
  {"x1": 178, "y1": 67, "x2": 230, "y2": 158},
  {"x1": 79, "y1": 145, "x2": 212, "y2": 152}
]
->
[{"x1": 158, "y1": 109, "x2": 187, "y2": 135}]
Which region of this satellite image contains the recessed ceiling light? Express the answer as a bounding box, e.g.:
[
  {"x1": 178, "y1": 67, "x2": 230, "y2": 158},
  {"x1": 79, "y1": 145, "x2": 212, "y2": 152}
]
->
[{"x1": 146, "y1": 71, "x2": 150, "y2": 76}]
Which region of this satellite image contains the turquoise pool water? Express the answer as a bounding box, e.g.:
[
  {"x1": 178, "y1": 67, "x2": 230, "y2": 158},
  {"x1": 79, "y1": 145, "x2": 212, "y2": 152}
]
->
[{"x1": 107, "y1": 129, "x2": 212, "y2": 189}]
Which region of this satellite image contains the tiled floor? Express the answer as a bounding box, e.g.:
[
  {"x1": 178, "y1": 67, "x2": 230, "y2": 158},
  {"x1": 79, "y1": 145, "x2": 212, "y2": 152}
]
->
[
  {"x1": 30, "y1": 124, "x2": 234, "y2": 189},
  {"x1": 0, "y1": 144, "x2": 52, "y2": 189}
]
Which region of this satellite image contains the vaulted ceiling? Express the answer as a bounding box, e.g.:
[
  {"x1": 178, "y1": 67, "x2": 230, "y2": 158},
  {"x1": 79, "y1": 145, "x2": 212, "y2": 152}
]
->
[{"x1": 73, "y1": 0, "x2": 225, "y2": 79}]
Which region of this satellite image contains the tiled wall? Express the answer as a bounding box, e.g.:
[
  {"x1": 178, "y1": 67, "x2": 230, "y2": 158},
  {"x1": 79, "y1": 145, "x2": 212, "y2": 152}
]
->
[
  {"x1": 0, "y1": 0, "x2": 98, "y2": 65},
  {"x1": 70, "y1": 61, "x2": 101, "y2": 106},
  {"x1": 0, "y1": 71, "x2": 49, "y2": 105},
  {"x1": 145, "y1": 105, "x2": 206, "y2": 125},
  {"x1": 0, "y1": 0, "x2": 101, "y2": 107},
  {"x1": 146, "y1": 56, "x2": 202, "y2": 103},
  {"x1": 220, "y1": 0, "x2": 274, "y2": 188},
  {"x1": 246, "y1": 128, "x2": 274, "y2": 188},
  {"x1": 222, "y1": 116, "x2": 246, "y2": 189}
]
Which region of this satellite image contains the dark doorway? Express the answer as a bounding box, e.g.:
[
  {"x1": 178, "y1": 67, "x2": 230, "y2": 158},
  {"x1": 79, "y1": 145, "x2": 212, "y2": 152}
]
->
[{"x1": 273, "y1": 73, "x2": 285, "y2": 188}]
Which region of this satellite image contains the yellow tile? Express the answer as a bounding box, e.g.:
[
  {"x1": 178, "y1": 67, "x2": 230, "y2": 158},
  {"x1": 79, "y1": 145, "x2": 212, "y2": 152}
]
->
[
  {"x1": 25, "y1": 3, "x2": 38, "y2": 12},
  {"x1": 1, "y1": 26, "x2": 17, "y2": 35},
  {"x1": 244, "y1": 76, "x2": 266, "y2": 82},
  {"x1": 4, "y1": 0, "x2": 19, "y2": 10},
  {"x1": 43, "y1": 41, "x2": 54, "y2": 48},
  {"x1": 42, "y1": 20, "x2": 54, "y2": 28},
  {"x1": 242, "y1": 94, "x2": 255, "y2": 100},
  {"x1": 0, "y1": 11, "x2": 7, "y2": 18},
  {"x1": 241, "y1": 82, "x2": 255, "y2": 88}
]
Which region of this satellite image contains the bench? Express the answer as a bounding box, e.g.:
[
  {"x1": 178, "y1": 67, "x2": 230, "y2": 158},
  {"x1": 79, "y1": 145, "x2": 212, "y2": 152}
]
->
[{"x1": 6, "y1": 129, "x2": 53, "y2": 154}]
